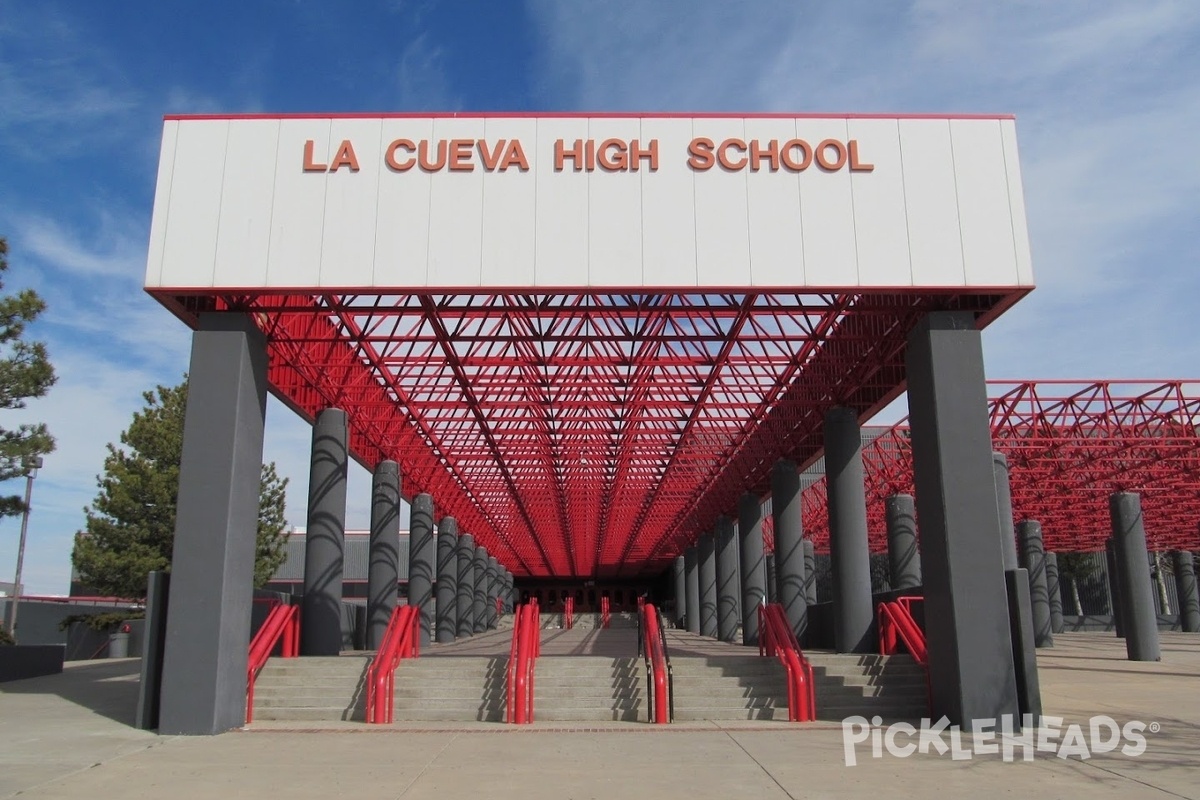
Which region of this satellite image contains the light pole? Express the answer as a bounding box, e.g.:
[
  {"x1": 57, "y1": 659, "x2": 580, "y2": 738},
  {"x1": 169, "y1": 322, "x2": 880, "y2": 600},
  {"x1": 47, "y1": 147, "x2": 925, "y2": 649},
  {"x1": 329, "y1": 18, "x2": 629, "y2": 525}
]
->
[{"x1": 5, "y1": 455, "x2": 43, "y2": 639}]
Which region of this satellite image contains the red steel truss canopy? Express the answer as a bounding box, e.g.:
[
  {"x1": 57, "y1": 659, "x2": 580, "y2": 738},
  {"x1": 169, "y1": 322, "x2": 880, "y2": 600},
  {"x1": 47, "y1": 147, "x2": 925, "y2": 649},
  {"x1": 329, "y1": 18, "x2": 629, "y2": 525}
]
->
[
  {"x1": 145, "y1": 112, "x2": 1040, "y2": 579},
  {"x1": 799, "y1": 380, "x2": 1200, "y2": 555},
  {"x1": 153, "y1": 289, "x2": 1017, "y2": 578}
]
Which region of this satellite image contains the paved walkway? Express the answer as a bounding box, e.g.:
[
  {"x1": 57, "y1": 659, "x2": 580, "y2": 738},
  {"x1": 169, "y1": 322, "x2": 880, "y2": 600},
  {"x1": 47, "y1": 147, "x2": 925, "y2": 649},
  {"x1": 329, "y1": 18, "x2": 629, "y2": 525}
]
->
[{"x1": 2, "y1": 632, "x2": 1198, "y2": 799}]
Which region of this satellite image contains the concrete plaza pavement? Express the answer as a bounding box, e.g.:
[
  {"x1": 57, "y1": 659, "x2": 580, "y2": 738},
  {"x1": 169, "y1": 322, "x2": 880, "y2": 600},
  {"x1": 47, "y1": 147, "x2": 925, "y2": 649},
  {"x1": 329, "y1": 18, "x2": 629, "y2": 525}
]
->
[{"x1": 2, "y1": 632, "x2": 1198, "y2": 799}]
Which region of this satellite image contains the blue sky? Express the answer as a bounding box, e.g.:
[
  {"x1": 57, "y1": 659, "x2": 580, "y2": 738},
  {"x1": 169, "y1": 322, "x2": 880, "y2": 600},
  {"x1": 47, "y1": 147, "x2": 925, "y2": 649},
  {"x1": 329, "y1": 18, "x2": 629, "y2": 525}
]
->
[{"x1": 1, "y1": 1, "x2": 1198, "y2": 594}]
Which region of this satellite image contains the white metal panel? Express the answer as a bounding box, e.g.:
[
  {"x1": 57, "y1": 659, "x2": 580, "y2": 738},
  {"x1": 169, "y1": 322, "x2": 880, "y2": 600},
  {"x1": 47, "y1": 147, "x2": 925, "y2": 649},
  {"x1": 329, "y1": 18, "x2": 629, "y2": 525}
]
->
[
  {"x1": 797, "y1": 118, "x2": 858, "y2": 286},
  {"x1": 480, "y1": 118, "x2": 538, "y2": 286},
  {"x1": 161, "y1": 119, "x2": 228, "y2": 287},
  {"x1": 145, "y1": 120, "x2": 179, "y2": 287},
  {"x1": 744, "y1": 117, "x2": 804, "y2": 286},
  {"x1": 587, "y1": 118, "x2": 644, "y2": 286},
  {"x1": 319, "y1": 118, "x2": 383, "y2": 287},
  {"x1": 534, "y1": 117, "x2": 590, "y2": 287},
  {"x1": 694, "y1": 118, "x2": 751, "y2": 285},
  {"x1": 900, "y1": 119, "x2": 965, "y2": 287},
  {"x1": 640, "y1": 117, "x2": 697, "y2": 286},
  {"x1": 427, "y1": 118, "x2": 486, "y2": 286},
  {"x1": 952, "y1": 120, "x2": 1018, "y2": 286},
  {"x1": 848, "y1": 118, "x2": 911, "y2": 287},
  {"x1": 1000, "y1": 119, "x2": 1035, "y2": 285},
  {"x1": 213, "y1": 119, "x2": 279, "y2": 288},
  {"x1": 267, "y1": 119, "x2": 330, "y2": 287},
  {"x1": 373, "y1": 117, "x2": 435, "y2": 287}
]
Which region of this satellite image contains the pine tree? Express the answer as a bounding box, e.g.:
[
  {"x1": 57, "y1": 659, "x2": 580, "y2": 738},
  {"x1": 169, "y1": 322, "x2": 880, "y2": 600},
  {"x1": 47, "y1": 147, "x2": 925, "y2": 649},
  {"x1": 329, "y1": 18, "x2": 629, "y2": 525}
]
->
[
  {"x1": 0, "y1": 237, "x2": 56, "y2": 517},
  {"x1": 72, "y1": 378, "x2": 289, "y2": 598}
]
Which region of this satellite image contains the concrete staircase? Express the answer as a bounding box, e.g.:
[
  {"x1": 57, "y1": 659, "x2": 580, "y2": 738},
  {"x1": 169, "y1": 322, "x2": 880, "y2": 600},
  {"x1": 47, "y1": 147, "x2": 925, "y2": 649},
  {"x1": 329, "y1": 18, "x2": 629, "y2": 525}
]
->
[
  {"x1": 808, "y1": 653, "x2": 928, "y2": 721},
  {"x1": 533, "y1": 656, "x2": 644, "y2": 722},
  {"x1": 391, "y1": 657, "x2": 508, "y2": 721},
  {"x1": 668, "y1": 652, "x2": 927, "y2": 722},
  {"x1": 251, "y1": 655, "x2": 370, "y2": 722}
]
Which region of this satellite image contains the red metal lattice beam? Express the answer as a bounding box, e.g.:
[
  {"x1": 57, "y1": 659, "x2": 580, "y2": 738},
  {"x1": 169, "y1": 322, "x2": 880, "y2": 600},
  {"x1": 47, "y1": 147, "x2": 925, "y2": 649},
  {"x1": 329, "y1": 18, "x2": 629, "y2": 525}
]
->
[{"x1": 801, "y1": 380, "x2": 1200, "y2": 555}]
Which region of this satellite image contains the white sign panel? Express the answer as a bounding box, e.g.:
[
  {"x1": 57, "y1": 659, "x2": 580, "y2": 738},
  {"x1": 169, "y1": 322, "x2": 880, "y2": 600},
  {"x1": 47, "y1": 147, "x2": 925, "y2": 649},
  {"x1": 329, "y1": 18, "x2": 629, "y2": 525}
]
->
[{"x1": 145, "y1": 114, "x2": 1033, "y2": 291}]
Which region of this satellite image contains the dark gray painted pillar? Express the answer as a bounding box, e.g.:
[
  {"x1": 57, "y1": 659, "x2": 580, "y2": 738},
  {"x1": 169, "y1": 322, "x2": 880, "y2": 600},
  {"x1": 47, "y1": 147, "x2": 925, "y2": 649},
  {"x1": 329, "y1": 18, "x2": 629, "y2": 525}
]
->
[
  {"x1": 457, "y1": 534, "x2": 476, "y2": 637},
  {"x1": 672, "y1": 555, "x2": 686, "y2": 628},
  {"x1": 1017, "y1": 520, "x2": 1053, "y2": 647},
  {"x1": 771, "y1": 461, "x2": 808, "y2": 640},
  {"x1": 1110, "y1": 493, "x2": 1161, "y2": 661},
  {"x1": 1174, "y1": 550, "x2": 1199, "y2": 633},
  {"x1": 765, "y1": 554, "x2": 777, "y2": 603},
  {"x1": 992, "y1": 453, "x2": 1020, "y2": 571},
  {"x1": 487, "y1": 556, "x2": 500, "y2": 629},
  {"x1": 885, "y1": 494, "x2": 921, "y2": 591},
  {"x1": 715, "y1": 516, "x2": 740, "y2": 642},
  {"x1": 803, "y1": 540, "x2": 816, "y2": 605},
  {"x1": 301, "y1": 408, "x2": 349, "y2": 657},
  {"x1": 698, "y1": 534, "x2": 718, "y2": 637},
  {"x1": 367, "y1": 461, "x2": 400, "y2": 650},
  {"x1": 435, "y1": 516, "x2": 458, "y2": 644},
  {"x1": 1005, "y1": 568, "x2": 1043, "y2": 723},
  {"x1": 684, "y1": 546, "x2": 700, "y2": 634},
  {"x1": 906, "y1": 310, "x2": 1019, "y2": 731},
  {"x1": 739, "y1": 493, "x2": 766, "y2": 647},
  {"x1": 824, "y1": 407, "x2": 874, "y2": 654},
  {"x1": 1045, "y1": 552, "x2": 1065, "y2": 635},
  {"x1": 407, "y1": 493, "x2": 435, "y2": 648},
  {"x1": 473, "y1": 546, "x2": 489, "y2": 633},
  {"x1": 135, "y1": 570, "x2": 169, "y2": 730},
  {"x1": 1106, "y1": 538, "x2": 1126, "y2": 637},
  {"x1": 159, "y1": 314, "x2": 267, "y2": 734}
]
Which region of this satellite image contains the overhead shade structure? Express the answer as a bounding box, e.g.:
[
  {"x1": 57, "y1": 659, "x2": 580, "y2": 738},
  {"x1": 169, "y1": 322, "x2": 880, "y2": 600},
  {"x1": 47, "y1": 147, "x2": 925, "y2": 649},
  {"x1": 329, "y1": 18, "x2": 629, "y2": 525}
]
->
[{"x1": 145, "y1": 112, "x2": 1038, "y2": 580}]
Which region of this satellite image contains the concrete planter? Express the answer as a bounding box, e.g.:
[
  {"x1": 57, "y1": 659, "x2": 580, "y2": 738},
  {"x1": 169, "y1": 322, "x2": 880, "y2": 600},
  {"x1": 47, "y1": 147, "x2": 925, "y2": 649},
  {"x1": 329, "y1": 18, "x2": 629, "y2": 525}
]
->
[{"x1": 0, "y1": 644, "x2": 66, "y2": 682}]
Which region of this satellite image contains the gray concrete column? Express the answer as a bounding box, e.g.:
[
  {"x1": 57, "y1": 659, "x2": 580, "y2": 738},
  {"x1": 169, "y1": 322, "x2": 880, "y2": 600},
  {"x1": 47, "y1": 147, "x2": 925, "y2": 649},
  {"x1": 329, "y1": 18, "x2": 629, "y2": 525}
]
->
[
  {"x1": 672, "y1": 555, "x2": 686, "y2": 628},
  {"x1": 771, "y1": 460, "x2": 807, "y2": 640},
  {"x1": 1110, "y1": 493, "x2": 1161, "y2": 661},
  {"x1": 301, "y1": 407, "x2": 349, "y2": 656},
  {"x1": 435, "y1": 516, "x2": 458, "y2": 644},
  {"x1": 992, "y1": 453, "x2": 1019, "y2": 571},
  {"x1": 803, "y1": 540, "x2": 816, "y2": 605},
  {"x1": 765, "y1": 554, "x2": 777, "y2": 603},
  {"x1": 885, "y1": 493, "x2": 921, "y2": 591},
  {"x1": 487, "y1": 556, "x2": 500, "y2": 629},
  {"x1": 824, "y1": 407, "x2": 874, "y2": 654},
  {"x1": 715, "y1": 516, "x2": 739, "y2": 642},
  {"x1": 159, "y1": 314, "x2": 267, "y2": 735},
  {"x1": 1106, "y1": 538, "x2": 1126, "y2": 637},
  {"x1": 1045, "y1": 552, "x2": 1065, "y2": 634},
  {"x1": 698, "y1": 534, "x2": 718, "y2": 637},
  {"x1": 1017, "y1": 520, "x2": 1053, "y2": 647},
  {"x1": 456, "y1": 534, "x2": 476, "y2": 637},
  {"x1": 684, "y1": 546, "x2": 700, "y2": 634},
  {"x1": 407, "y1": 493, "x2": 435, "y2": 648},
  {"x1": 739, "y1": 493, "x2": 766, "y2": 647},
  {"x1": 1173, "y1": 550, "x2": 1200, "y2": 633},
  {"x1": 367, "y1": 461, "x2": 400, "y2": 650},
  {"x1": 473, "y1": 546, "x2": 489, "y2": 633},
  {"x1": 906, "y1": 310, "x2": 1019, "y2": 730}
]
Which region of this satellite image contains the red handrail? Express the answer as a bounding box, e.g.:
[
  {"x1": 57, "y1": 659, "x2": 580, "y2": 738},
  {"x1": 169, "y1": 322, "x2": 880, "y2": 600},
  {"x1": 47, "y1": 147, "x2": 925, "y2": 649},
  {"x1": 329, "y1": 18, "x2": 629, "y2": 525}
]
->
[
  {"x1": 600, "y1": 596, "x2": 611, "y2": 628},
  {"x1": 564, "y1": 596, "x2": 574, "y2": 629},
  {"x1": 506, "y1": 600, "x2": 540, "y2": 723},
  {"x1": 366, "y1": 605, "x2": 421, "y2": 724},
  {"x1": 757, "y1": 603, "x2": 816, "y2": 722},
  {"x1": 246, "y1": 601, "x2": 300, "y2": 723},
  {"x1": 640, "y1": 603, "x2": 670, "y2": 724},
  {"x1": 877, "y1": 596, "x2": 930, "y2": 712}
]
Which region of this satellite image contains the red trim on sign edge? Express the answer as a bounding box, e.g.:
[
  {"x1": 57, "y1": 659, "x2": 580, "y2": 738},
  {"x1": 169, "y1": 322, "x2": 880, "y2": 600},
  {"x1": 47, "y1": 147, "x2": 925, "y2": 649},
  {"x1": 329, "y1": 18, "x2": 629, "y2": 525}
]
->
[{"x1": 162, "y1": 111, "x2": 1017, "y2": 122}]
